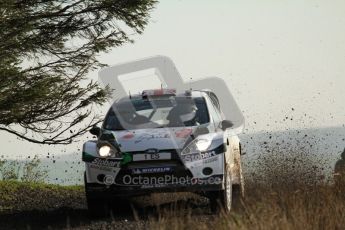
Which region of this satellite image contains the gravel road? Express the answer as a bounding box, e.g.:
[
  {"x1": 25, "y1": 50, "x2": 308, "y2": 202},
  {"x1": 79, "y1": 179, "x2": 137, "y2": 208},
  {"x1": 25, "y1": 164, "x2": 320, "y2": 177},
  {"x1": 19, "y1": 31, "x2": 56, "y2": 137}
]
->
[{"x1": 0, "y1": 192, "x2": 213, "y2": 230}]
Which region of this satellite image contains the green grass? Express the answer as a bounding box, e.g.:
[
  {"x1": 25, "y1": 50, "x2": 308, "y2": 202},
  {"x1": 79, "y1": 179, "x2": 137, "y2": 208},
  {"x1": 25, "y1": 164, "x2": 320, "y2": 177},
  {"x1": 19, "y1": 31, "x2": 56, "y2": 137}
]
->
[
  {"x1": 148, "y1": 183, "x2": 345, "y2": 230},
  {"x1": 0, "y1": 176, "x2": 344, "y2": 230},
  {"x1": 0, "y1": 180, "x2": 84, "y2": 212}
]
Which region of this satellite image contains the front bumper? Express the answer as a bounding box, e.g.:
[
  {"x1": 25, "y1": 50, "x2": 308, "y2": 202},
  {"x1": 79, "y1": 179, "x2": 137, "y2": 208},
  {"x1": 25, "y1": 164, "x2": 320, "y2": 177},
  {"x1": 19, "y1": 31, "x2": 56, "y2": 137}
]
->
[
  {"x1": 85, "y1": 174, "x2": 224, "y2": 198},
  {"x1": 84, "y1": 150, "x2": 225, "y2": 197}
]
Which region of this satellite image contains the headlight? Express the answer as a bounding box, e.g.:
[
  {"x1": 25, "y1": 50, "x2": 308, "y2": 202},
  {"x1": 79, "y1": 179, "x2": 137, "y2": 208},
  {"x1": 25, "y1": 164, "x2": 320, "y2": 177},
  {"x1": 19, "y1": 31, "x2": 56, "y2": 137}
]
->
[
  {"x1": 181, "y1": 138, "x2": 212, "y2": 155},
  {"x1": 98, "y1": 145, "x2": 119, "y2": 158},
  {"x1": 195, "y1": 139, "x2": 212, "y2": 151},
  {"x1": 99, "y1": 145, "x2": 111, "y2": 157}
]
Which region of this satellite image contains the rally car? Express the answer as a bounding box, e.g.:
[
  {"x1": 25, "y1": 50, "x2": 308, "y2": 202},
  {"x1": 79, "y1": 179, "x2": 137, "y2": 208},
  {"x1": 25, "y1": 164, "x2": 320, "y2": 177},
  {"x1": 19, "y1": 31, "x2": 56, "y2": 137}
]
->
[{"x1": 82, "y1": 88, "x2": 244, "y2": 216}]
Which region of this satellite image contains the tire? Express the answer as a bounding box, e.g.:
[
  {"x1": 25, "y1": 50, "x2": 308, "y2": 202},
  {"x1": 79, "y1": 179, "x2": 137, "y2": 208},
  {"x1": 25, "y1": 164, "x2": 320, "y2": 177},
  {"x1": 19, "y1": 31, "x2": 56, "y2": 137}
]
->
[
  {"x1": 238, "y1": 142, "x2": 245, "y2": 198},
  {"x1": 86, "y1": 194, "x2": 132, "y2": 218},
  {"x1": 232, "y1": 184, "x2": 243, "y2": 211},
  {"x1": 84, "y1": 173, "x2": 132, "y2": 218},
  {"x1": 110, "y1": 198, "x2": 132, "y2": 216},
  {"x1": 232, "y1": 149, "x2": 245, "y2": 211},
  {"x1": 84, "y1": 173, "x2": 110, "y2": 218},
  {"x1": 210, "y1": 163, "x2": 232, "y2": 214},
  {"x1": 86, "y1": 195, "x2": 110, "y2": 218}
]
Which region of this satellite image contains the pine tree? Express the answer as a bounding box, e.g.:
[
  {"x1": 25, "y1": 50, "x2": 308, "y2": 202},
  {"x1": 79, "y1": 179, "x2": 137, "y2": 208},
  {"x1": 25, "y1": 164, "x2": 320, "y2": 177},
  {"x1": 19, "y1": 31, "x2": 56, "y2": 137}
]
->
[{"x1": 0, "y1": 0, "x2": 157, "y2": 144}]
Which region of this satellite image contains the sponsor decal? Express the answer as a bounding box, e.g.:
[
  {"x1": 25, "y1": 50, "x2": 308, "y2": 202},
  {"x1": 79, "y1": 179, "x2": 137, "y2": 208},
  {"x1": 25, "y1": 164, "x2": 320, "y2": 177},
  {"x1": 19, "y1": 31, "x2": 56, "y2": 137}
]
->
[
  {"x1": 175, "y1": 128, "x2": 192, "y2": 138},
  {"x1": 142, "y1": 88, "x2": 176, "y2": 97},
  {"x1": 203, "y1": 155, "x2": 219, "y2": 164},
  {"x1": 201, "y1": 151, "x2": 217, "y2": 158},
  {"x1": 89, "y1": 164, "x2": 113, "y2": 172},
  {"x1": 91, "y1": 158, "x2": 121, "y2": 167},
  {"x1": 141, "y1": 184, "x2": 167, "y2": 189},
  {"x1": 121, "y1": 132, "x2": 134, "y2": 139},
  {"x1": 181, "y1": 150, "x2": 217, "y2": 162},
  {"x1": 131, "y1": 167, "x2": 172, "y2": 174},
  {"x1": 121, "y1": 152, "x2": 132, "y2": 165},
  {"x1": 134, "y1": 132, "x2": 171, "y2": 144}
]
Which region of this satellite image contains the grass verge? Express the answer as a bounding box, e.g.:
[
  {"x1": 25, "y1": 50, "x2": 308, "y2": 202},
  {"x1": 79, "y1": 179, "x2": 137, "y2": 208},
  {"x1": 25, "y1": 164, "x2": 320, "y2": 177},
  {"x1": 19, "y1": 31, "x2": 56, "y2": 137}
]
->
[{"x1": 0, "y1": 180, "x2": 84, "y2": 212}]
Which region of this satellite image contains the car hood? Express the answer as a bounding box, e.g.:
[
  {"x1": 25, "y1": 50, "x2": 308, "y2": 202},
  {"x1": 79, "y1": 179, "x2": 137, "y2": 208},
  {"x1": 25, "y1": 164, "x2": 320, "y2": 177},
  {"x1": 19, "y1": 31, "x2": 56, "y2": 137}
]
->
[{"x1": 112, "y1": 127, "x2": 197, "y2": 152}]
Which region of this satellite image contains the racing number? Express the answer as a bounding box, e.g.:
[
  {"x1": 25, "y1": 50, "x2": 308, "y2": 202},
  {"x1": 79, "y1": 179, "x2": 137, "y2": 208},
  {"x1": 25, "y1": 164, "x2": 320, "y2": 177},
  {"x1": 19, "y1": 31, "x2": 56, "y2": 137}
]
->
[
  {"x1": 144, "y1": 153, "x2": 160, "y2": 160},
  {"x1": 151, "y1": 153, "x2": 160, "y2": 160}
]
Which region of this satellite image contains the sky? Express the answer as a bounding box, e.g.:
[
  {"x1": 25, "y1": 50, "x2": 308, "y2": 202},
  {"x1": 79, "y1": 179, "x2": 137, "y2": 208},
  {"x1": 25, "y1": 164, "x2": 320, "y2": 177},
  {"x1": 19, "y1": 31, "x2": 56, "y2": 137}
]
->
[
  {"x1": 96, "y1": 0, "x2": 345, "y2": 131},
  {"x1": 1, "y1": 0, "x2": 345, "y2": 159}
]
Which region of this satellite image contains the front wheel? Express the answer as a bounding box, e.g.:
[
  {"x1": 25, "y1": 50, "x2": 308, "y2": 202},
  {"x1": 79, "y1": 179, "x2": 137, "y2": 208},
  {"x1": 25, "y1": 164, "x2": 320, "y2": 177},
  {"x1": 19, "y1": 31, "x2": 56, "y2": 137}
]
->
[
  {"x1": 210, "y1": 164, "x2": 232, "y2": 213},
  {"x1": 232, "y1": 146, "x2": 245, "y2": 211},
  {"x1": 86, "y1": 193, "x2": 132, "y2": 218},
  {"x1": 84, "y1": 173, "x2": 110, "y2": 218},
  {"x1": 86, "y1": 195, "x2": 110, "y2": 218},
  {"x1": 84, "y1": 173, "x2": 131, "y2": 218}
]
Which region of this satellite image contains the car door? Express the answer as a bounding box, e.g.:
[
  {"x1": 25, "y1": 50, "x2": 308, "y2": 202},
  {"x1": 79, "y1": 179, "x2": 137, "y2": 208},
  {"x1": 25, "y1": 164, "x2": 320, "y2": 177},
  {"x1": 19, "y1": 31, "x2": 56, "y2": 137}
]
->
[{"x1": 206, "y1": 92, "x2": 236, "y2": 167}]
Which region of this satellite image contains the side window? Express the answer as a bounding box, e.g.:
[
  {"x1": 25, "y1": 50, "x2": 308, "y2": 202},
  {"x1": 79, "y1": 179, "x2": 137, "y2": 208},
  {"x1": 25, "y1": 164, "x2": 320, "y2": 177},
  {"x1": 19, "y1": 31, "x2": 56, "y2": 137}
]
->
[
  {"x1": 208, "y1": 92, "x2": 221, "y2": 111},
  {"x1": 206, "y1": 93, "x2": 222, "y2": 120},
  {"x1": 205, "y1": 95, "x2": 222, "y2": 128},
  {"x1": 211, "y1": 102, "x2": 222, "y2": 123}
]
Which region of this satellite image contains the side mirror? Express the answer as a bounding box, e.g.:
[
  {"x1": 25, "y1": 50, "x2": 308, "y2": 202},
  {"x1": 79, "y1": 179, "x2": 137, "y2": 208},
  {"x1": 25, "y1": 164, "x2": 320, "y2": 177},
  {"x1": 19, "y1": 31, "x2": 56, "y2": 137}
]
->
[
  {"x1": 221, "y1": 120, "x2": 233, "y2": 130},
  {"x1": 89, "y1": 126, "x2": 101, "y2": 136}
]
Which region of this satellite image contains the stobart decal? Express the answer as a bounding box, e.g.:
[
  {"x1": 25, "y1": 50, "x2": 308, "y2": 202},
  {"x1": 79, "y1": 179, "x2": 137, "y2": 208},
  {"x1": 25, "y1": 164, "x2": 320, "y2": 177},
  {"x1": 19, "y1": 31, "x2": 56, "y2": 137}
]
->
[{"x1": 91, "y1": 158, "x2": 121, "y2": 167}]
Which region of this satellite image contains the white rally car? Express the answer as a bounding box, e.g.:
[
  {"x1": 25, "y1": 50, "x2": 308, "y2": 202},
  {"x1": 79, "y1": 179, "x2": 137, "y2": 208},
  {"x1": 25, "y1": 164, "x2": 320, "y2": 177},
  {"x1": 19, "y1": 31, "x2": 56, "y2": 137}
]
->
[{"x1": 82, "y1": 88, "x2": 244, "y2": 216}]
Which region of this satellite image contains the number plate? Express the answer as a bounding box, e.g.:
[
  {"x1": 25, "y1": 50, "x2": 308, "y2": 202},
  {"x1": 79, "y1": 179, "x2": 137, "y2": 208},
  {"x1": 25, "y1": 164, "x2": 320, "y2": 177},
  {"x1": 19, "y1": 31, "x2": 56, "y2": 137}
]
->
[{"x1": 133, "y1": 152, "x2": 171, "y2": 161}]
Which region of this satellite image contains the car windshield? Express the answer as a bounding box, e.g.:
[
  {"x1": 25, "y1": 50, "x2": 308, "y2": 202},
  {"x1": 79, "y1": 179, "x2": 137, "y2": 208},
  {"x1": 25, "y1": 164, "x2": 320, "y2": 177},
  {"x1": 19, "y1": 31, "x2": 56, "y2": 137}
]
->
[{"x1": 103, "y1": 97, "x2": 209, "y2": 130}]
